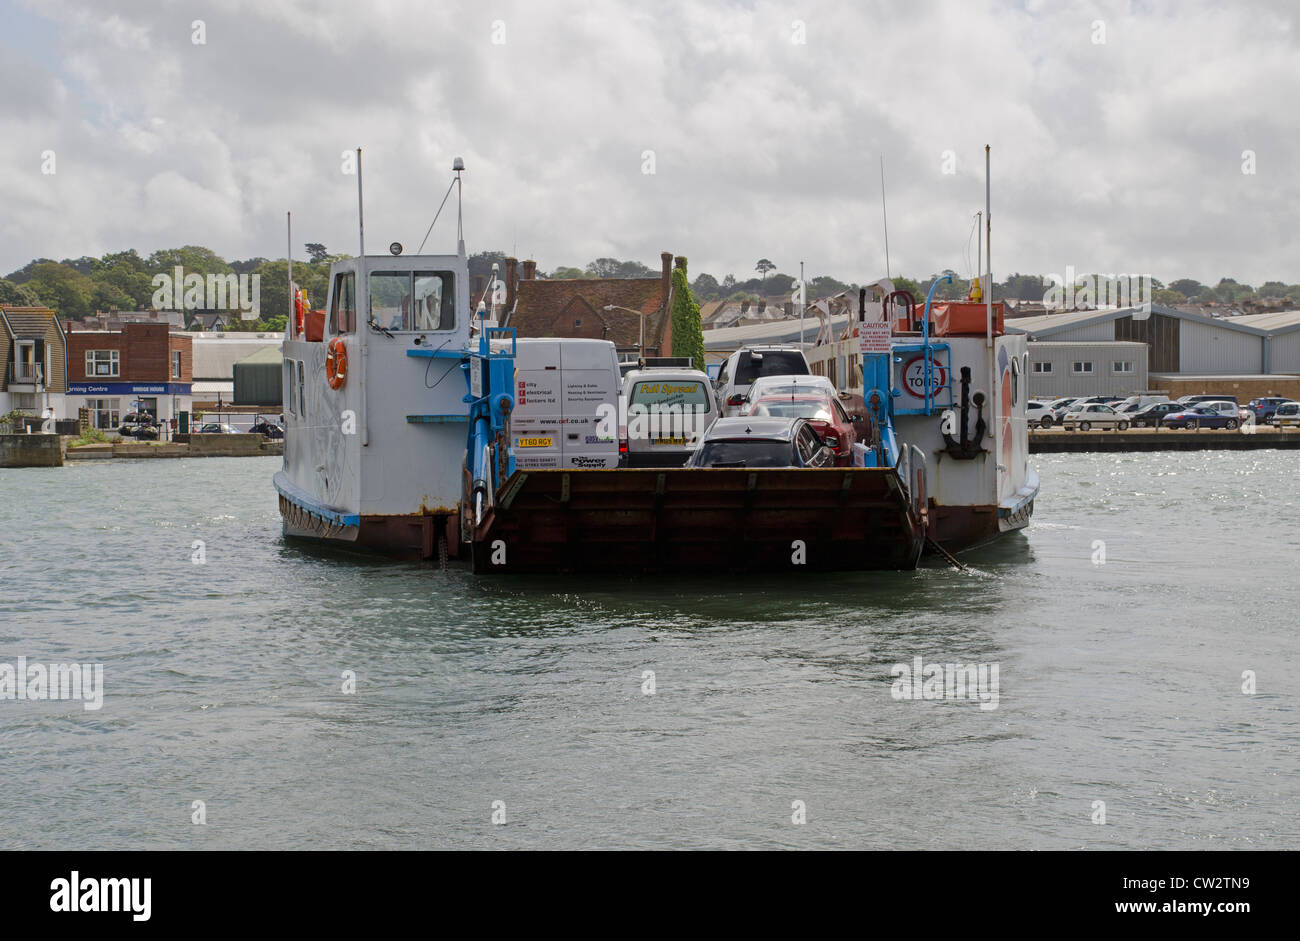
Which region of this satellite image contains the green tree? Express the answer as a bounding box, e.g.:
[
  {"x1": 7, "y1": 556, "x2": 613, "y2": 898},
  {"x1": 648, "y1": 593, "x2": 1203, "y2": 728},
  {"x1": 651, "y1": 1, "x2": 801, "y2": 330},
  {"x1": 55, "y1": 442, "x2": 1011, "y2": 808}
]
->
[
  {"x1": 305, "y1": 243, "x2": 330, "y2": 264},
  {"x1": 1168, "y1": 278, "x2": 1204, "y2": 299},
  {"x1": 24, "y1": 262, "x2": 94, "y2": 319},
  {"x1": 146, "y1": 245, "x2": 232, "y2": 276},
  {"x1": 669, "y1": 263, "x2": 706, "y2": 372},
  {"x1": 0, "y1": 278, "x2": 40, "y2": 306},
  {"x1": 548, "y1": 266, "x2": 585, "y2": 280},
  {"x1": 691, "y1": 272, "x2": 720, "y2": 300},
  {"x1": 755, "y1": 258, "x2": 775, "y2": 288}
]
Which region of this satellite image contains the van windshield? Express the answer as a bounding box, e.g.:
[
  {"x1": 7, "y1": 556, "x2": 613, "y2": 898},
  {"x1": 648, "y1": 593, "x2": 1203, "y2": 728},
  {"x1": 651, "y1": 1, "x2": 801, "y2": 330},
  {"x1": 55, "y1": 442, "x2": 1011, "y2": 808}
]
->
[
  {"x1": 735, "y1": 351, "x2": 808, "y2": 385},
  {"x1": 630, "y1": 379, "x2": 709, "y2": 411}
]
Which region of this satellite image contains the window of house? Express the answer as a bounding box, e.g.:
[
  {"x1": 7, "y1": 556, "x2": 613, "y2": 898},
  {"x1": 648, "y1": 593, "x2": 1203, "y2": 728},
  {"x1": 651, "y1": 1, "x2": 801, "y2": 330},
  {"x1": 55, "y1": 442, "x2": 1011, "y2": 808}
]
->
[
  {"x1": 86, "y1": 350, "x2": 120, "y2": 377},
  {"x1": 1113, "y1": 361, "x2": 1134, "y2": 373},
  {"x1": 87, "y1": 398, "x2": 120, "y2": 430},
  {"x1": 12, "y1": 392, "x2": 36, "y2": 410},
  {"x1": 1033, "y1": 362, "x2": 1052, "y2": 374},
  {"x1": 331, "y1": 272, "x2": 356, "y2": 334},
  {"x1": 172, "y1": 350, "x2": 182, "y2": 379},
  {"x1": 573, "y1": 319, "x2": 582, "y2": 329},
  {"x1": 1072, "y1": 361, "x2": 1094, "y2": 374}
]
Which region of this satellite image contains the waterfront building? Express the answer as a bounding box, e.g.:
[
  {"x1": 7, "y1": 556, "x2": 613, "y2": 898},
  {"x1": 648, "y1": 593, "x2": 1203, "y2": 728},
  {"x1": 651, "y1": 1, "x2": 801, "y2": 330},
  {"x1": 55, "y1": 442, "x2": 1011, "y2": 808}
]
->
[
  {"x1": 65, "y1": 323, "x2": 192, "y2": 428},
  {"x1": 0, "y1": 306, "x2": 68, "y2": 419}
]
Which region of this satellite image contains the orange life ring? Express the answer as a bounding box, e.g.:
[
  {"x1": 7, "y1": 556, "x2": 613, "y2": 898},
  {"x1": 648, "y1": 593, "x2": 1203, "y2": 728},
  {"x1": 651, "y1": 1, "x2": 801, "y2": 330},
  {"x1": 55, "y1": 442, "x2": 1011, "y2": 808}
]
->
[{"x1": 326, "y1": 337, "x2": 348, "y2": 389}]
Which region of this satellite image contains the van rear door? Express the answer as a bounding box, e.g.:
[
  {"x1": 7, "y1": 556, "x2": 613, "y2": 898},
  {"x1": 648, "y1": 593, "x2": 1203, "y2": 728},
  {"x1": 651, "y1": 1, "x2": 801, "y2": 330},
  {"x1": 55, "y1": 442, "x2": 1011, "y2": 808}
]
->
[
  {"x1": 558, "y1": 341, "x2": 620, "y2": 469},
  {"x1": 512, "y1": 339, "x2": 564, "y2": 469}
]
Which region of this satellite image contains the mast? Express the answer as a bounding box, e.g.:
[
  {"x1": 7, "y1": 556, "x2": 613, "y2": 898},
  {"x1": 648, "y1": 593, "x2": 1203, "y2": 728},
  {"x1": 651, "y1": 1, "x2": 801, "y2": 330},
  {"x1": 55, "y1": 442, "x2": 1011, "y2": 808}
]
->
[
  {"x1": 286, "y1": 211, "x2": 292, "y2": 338},
  {"x1": 357, "y1": 147, "x2": 368, "y2": 447}
]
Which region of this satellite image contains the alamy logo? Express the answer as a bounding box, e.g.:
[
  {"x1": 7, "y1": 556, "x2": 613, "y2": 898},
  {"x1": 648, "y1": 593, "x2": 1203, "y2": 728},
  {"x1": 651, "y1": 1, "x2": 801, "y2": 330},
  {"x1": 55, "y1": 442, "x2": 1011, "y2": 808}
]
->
[
  {"x1": 1042, "y1": 267, "x2": 1152, "y2": 311},
  {"x1": 151, "y1": 266, "x2": 260, "y2": 320},
  {"x1": 0, "y1": 657, "x2": 104, "y2": 711},
  {"x1": 50, "y1": 871, "x2": 150, "y2": 921},
  {"x1": 890, "y1": 656, "x2": 1000, "y2": 710}
]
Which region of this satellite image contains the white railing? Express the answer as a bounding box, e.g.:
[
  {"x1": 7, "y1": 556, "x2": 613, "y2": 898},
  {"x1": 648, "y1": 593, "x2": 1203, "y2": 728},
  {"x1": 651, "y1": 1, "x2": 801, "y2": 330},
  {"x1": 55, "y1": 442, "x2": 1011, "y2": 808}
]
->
[{"x1": 11, "y1": 362, "x2": 43, "y2": 384}]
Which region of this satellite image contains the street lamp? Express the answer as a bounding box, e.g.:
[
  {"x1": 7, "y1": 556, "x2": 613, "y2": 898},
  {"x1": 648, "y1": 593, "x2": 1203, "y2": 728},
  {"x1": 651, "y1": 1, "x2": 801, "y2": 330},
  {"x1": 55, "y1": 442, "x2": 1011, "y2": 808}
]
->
[{"x1": 603, "y1": 304, "x2": 651, "y2": 359}]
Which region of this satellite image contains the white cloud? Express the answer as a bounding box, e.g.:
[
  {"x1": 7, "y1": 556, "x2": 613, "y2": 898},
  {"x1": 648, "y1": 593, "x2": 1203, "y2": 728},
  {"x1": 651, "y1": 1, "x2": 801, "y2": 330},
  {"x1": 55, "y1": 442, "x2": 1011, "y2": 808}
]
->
[{"x1": 1, "y1": 0, "x2": 1298, "y2": 286}]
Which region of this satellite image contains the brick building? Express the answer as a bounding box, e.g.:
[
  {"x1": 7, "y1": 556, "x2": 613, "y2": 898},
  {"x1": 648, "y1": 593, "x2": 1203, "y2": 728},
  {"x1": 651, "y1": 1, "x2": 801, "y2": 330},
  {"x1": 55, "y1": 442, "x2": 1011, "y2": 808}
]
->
[
  {"x1": 503, "y1": 252, "x2": 679, "y2": 359},
  {"x1": 66, "y1": 323, "x2": 193, "y2": 429}
]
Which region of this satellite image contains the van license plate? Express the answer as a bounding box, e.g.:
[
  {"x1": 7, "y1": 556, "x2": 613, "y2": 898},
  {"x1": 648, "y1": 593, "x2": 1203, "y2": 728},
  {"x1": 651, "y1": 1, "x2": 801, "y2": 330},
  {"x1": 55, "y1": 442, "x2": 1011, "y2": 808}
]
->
[
  {"x1": 517, "y1": 437, "x2": 553, "y2": 448},
  {"x1": 654, "y1": 437, "x2": 687, "y2": 446}
]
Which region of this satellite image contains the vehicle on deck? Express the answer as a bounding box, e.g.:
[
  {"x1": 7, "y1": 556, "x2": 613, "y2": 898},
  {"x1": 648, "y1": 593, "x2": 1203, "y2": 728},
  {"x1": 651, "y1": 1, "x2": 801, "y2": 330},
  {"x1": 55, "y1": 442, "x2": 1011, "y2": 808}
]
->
[
  {"x1": 1062, "y1": 402, "x2": 1129, "y2": 431},
  {"x1": 1129, "y1": 401, "x2": 1186, "y2": 427},
  {"x1": 713, "y1": 346, "x2": 811, "y2": 416},
  {"x1": 1162, "y1": 401, "x2": 1241, "y2": 429},
  {"x1": 742, "y1": 389, "x2": 860, "y2": 465},
  {"x1": 686, "y1": 416, "x2": 835, "y2": 468},
  {"x1": 511, "y1": 338, "x2": 622, "y2": 470},
  {"x1": 1272, "y1": 401, "x2": 1300, "y2": 427},
  {"x1": 620, "y1": 367, "x2": 718, "y2": 467}
]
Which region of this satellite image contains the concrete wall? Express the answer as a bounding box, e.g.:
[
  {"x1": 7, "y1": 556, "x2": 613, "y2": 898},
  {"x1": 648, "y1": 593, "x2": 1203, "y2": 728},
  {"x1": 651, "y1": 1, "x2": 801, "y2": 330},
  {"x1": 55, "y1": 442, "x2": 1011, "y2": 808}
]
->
[
  {"x1": 1026, "y1": 342, "x2": 1149, "y2": 398},
  {"x1": 1150, "y1": 374, "x2": 1300, "y2": 401},
  {"x1": 0, "y1": 433, "x2": 63, "y2": 467}
]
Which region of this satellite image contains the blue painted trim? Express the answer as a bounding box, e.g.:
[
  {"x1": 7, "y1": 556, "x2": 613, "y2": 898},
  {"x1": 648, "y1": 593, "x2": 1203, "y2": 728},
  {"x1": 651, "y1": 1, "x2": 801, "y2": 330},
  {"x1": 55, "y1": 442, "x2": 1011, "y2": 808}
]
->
[
  {"x1": 406, "y1": 414, "x2": 469, "y2": 423},
  {"x1": 405, "y1": 348, "x2": 468, "y2": 360},
  {"x1": 273, "y1": 470, "x2": 360, "y2": 526}
]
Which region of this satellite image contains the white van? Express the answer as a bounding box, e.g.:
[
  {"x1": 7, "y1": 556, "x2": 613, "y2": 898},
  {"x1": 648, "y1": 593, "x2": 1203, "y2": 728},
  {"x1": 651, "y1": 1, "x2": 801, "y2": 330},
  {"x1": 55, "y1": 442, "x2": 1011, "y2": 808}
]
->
[
  {"x1": 511, "y1": 338, "x2": 621, "y2": 470},
  {"x1": 714, "y1": 345, "x2": 812, "y2": 417},
  {"x1": 620, "y1": 367, "x2": 719, "y2": 467}
]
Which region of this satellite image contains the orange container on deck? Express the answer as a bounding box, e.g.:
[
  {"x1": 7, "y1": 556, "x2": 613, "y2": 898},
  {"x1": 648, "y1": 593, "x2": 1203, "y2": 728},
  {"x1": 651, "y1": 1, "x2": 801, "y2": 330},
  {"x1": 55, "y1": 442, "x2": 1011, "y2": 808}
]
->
[
  {"x1": 906, "y1": 302, "x2": 1004, "y2": 337},
  {"x1": 304, "y1": 308, "x2": 326, "y2": 342}
]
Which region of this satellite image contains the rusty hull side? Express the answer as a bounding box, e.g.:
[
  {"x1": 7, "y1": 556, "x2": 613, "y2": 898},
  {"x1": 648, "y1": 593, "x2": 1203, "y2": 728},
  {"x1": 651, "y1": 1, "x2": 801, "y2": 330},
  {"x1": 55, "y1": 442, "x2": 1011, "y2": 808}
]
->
[{"x1": 471, "y1": 467, "x2": 923, "y2": 573}]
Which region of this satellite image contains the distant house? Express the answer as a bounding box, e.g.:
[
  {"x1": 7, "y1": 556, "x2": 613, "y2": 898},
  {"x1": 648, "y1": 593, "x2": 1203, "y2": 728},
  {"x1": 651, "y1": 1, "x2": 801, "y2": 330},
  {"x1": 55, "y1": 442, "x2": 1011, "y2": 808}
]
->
[
  {"x1": 0, "y1": 306, "x2": 68, "y2": 417},
  {"x1": 503, "y1": 253, "x2": 679, "y2": 358}
]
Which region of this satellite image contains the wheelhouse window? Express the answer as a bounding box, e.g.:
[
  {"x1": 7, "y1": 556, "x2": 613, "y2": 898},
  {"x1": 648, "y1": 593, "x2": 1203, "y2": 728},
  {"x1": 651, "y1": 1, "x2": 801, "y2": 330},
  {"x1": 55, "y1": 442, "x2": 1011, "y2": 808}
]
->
[
  {"x1": 86, "y1": 349, "x2": 120, "y2": 378},
  {"x1": 331, "y1": 272, "x2": 357, "y2": 334},
  {"x1": 284, "y1": 361, "x2": 296, "y2": 416},
  {"x1": 1072, "y1": 361, "x2": 1094, "y2": 375},
  {"x1": 297, "y1": 361, "x2": 306, "y2": 419},
  {"x1": 367, "y1": 270, "x2": 455, "y2": 331}
]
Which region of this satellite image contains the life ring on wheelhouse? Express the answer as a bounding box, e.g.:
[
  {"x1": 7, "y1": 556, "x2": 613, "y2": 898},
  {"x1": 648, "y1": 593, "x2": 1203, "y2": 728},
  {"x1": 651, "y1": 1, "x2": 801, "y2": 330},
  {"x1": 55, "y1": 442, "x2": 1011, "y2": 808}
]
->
[{"x1": 325, "y1": 337, "x2": 348, "y2": 389}]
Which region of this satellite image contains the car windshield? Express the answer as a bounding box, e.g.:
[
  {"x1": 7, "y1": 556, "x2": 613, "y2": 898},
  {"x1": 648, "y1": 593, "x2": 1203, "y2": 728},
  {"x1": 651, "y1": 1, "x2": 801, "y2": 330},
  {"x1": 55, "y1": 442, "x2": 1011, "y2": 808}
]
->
[
  {"x1": 696, "y1": 440, "x2": 792, "y2": 467},
  {"x1": 735, "y1": 351, "x2": 807, "y2": 385},
  {"x1": 750, "y1": 397, "x2": 833, "y2": 421}
]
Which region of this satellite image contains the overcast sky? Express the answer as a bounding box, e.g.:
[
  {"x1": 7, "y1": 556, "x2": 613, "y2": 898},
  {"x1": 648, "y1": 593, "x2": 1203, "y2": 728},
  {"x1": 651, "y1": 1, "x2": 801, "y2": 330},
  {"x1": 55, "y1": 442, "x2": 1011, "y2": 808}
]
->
[{"x1": 2, "y1": 0, "x2": 1297, "y2": 287}]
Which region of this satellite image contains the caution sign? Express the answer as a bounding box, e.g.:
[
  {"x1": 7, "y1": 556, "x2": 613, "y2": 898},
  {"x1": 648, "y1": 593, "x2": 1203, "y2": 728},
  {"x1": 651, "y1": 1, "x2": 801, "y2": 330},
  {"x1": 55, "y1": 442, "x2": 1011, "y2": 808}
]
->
[{"x1": 858, "y1": 322, "x2": 892, "y2": 354}]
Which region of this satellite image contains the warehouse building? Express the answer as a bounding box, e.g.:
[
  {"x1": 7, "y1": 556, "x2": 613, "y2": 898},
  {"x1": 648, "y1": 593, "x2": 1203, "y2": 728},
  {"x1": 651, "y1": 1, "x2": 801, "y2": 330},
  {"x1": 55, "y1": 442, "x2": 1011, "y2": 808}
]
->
[{"x1": 1007, "y1": 305, "x2": 1300, "y2": 399}]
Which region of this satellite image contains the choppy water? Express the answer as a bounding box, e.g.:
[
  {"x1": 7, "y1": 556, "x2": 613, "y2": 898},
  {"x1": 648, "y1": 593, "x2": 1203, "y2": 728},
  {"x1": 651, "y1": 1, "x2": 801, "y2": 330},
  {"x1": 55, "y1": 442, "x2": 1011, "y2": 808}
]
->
[{"x1": 1, "y1": 452, "x2": 1296, "y2": 849}]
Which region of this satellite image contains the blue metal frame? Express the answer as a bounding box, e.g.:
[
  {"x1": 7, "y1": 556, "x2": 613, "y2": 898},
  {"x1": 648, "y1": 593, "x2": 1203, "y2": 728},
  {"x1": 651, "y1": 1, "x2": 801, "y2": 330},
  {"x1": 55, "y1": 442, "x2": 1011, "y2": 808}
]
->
[{"x1": 891, "y1": 275, "x2": 955, "y2": 416}]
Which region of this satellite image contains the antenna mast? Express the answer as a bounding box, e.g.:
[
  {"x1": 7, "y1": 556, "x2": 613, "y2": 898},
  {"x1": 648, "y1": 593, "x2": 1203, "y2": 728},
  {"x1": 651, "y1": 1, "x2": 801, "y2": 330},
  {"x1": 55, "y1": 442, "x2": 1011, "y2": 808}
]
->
[{"x1": 879, "y1": 155, "x2": 891, "y2": 280}]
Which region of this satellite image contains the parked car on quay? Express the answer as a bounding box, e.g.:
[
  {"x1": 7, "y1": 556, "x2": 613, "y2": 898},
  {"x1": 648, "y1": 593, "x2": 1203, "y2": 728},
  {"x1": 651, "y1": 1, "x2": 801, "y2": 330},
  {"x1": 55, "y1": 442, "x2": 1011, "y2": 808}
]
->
[
  {"x1": 1114, "y1": 394, "x2": 1170, "y2": 413},
  {"x1": 1027, "y1": 399, "x2": 1054, "y2": 428},
  {"x1": 686, "y1": 417, "x2": 835, "y2": 468},
  {"x1": 1046, "y1": 397, "x2": 1083, "y2": 423},
  {"x1": 619, "y1": 367, "x2": 719, "y2": 467},
  {"x1": 1272, "y1": 401, "x2": 1300, "y2": 427},
  {"x1": 742, "y1": 389, "x2": 860, "y2": 466},
  {"x1": 1161, "y1": 401, "x2": 1242, "y2": 429},
  {"x1": 196, "y1": 422, "x2": 240, "y2": 434},
  {"x1": 1128, "y1": 401, "x2": 1187, "y2": 428},
  {"x1": 249, "y1": 417, "x2": 284, "y2": 439},
  {"x1": 1062, "y1": 402, "x2": 1130, "y2": 431},
  {"x1": 713, "y1": 345, "x2": 812, "y2": 417},
  {"x1": 1177, "y1": 394, "x2": 1239, "y2": 406},
  {"x1": 1247, "y1": 397, "x2": 1291, "y2": 423}
]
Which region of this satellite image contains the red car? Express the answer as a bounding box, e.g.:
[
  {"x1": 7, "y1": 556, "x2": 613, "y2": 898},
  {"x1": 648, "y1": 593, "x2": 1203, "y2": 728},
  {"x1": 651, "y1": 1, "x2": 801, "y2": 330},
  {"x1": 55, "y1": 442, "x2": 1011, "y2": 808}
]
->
[{"x1": 742, "y1": 392, "x2": 860, "y2": 465}]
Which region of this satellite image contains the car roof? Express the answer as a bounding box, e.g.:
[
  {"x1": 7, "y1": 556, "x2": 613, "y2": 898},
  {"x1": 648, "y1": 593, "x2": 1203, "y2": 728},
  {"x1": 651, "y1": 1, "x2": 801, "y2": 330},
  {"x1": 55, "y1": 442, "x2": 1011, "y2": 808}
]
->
[
  {"x1": 704, "y1": 416, "x2": 799, "y2": 441},
  {"x1": 749, "y1": 374, "x2": 834, "y2": 391}
]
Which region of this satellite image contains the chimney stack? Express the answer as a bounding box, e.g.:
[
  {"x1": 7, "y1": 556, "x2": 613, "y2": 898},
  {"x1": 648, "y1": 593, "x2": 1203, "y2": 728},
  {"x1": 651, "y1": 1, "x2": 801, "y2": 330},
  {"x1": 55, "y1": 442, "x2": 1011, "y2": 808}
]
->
[
  {"x1": 522, "y1": 259, "x2": 537, "y2": 280},
  {"x1": 505, "y1": 257, "x2": 518, "y2": 314}
]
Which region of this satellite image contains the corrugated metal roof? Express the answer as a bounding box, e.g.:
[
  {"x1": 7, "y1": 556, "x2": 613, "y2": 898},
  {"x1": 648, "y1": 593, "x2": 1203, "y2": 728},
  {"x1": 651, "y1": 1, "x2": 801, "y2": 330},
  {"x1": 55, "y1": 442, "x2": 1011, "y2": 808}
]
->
[
  {"x1": 1231, "y1": 309, "x2": 1300, "y2": 331},
  {"x1": 1006, "y1": 304, "x2": 1272, "y2": 337},
  {"x1": 704, "y1": 313, "x2": 852, "y2": 350},
  {"x1": 234, "y1": 345, "x2": 284, "y2": 365}
]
